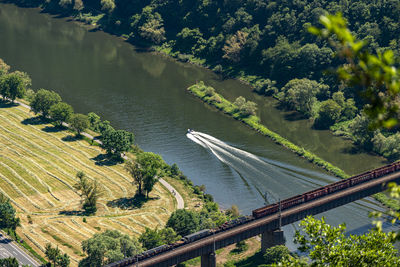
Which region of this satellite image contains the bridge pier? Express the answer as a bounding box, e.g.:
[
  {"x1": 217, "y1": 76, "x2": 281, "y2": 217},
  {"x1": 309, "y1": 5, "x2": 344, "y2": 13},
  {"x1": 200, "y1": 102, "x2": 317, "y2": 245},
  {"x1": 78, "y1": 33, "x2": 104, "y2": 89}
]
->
[
  {"x1": 261, "y1": 229, "x2": 285, "y2": 253},
  {"x1": 201, "y1": 252, "x2": 216, "y2": 267}
]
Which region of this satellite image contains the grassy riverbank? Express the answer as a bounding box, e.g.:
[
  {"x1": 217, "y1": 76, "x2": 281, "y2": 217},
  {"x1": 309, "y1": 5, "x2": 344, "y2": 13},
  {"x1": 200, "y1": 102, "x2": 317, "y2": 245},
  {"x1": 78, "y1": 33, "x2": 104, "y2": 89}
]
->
[{"x1": 187, "y1": 82, "x2": 399, "y2": 210}]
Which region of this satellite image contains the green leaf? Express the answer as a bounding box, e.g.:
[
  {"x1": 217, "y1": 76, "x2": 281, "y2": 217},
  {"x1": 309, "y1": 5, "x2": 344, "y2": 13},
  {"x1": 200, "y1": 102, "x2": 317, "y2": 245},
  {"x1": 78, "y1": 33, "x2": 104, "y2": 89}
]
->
[
  {"x1": 308, "y1": 26, "x2": 322, "y2": 36},
  {"x1": 383, "y1": 118, "x2": 397, "y2": 129},
  {"x1": 383, "y1": 50, "x2": 394, "y2": 65}
]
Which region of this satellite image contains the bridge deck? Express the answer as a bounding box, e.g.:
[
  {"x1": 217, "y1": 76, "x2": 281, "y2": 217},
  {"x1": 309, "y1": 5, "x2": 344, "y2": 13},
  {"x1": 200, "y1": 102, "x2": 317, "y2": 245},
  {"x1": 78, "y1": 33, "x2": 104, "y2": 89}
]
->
[{"x1": 124, "y1": 171, "x2": 400, "y2": 266}]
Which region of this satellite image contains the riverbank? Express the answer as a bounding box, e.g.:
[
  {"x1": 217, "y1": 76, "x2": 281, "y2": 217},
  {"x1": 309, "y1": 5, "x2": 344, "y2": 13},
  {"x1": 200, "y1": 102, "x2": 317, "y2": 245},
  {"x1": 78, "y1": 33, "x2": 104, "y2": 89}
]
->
[{"x1": 187, "y1": 82, "x2": 399, "y2": 210}]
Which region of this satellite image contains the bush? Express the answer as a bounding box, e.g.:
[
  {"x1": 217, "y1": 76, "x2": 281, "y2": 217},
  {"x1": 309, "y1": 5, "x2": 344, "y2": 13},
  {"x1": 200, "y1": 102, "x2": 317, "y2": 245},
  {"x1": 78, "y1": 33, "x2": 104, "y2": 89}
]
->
[
  {"x1": 166, "y1": 209, "x2": 200, "y2": 236},
  {"x1": 234, "y1": 240, "x2": 248, "y2": 253},
  {"x1": 263, "y1": 245, "x2": 291, "y2": 264},
  {"x1": 204, "y1": 193, "x2": 214, "y2": 202}
]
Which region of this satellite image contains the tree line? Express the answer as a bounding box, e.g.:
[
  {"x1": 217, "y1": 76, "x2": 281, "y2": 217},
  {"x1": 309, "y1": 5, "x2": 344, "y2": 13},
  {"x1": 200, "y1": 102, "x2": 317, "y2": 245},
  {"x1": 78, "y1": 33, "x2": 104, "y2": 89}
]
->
[{"x1": 9, "y1": 0, "x2": 400, "y2": 160}]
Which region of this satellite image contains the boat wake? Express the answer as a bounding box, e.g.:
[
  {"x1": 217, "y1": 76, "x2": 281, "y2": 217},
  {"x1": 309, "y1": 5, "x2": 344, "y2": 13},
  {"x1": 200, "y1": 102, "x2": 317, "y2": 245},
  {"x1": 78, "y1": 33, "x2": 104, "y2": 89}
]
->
[{"x1": 186, "y1": 130, "x2": 384, "y2": 211}]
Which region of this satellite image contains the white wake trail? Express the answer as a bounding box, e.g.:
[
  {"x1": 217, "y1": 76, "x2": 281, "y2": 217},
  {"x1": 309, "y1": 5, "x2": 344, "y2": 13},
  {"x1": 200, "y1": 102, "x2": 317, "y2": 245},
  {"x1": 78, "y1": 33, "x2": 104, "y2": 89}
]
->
[{"x1": 192, "y1": 131, "x2": 270, "y2": 166}]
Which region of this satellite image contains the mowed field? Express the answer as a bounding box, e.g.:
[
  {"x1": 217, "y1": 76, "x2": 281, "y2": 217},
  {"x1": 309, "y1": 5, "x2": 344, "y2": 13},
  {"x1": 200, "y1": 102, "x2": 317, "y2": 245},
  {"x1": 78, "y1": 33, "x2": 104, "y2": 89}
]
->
[{"x1": 0, "y1": 103, "x2": 176, "y2": 265}]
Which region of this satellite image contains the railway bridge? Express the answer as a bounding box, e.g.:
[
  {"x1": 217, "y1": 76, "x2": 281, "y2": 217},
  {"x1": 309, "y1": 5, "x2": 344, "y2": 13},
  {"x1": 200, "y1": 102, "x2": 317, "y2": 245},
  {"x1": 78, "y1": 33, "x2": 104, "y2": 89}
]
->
[{"x1": 108, "y1": 165, "x2": 400, "y2": 267}]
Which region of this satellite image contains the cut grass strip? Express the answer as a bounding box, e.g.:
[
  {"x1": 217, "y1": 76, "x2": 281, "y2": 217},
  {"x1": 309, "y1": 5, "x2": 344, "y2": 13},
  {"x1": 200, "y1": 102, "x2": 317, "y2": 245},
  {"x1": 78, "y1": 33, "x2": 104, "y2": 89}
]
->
[
  {"x1": 41, "y1": 227, "x2": 82, "y2": 256},
  {"x1": 0, "y1": 154, "x2": 59, "y2": 201},
  {"x1": 0, "y1": 172, "x2": 42, "y2": 209},
  {"x1": 2, "y1": 109, "x2": 132, "y2": 187},
  {"x1": 0, "y1": 160, "x2": 55, "y2": 208}
]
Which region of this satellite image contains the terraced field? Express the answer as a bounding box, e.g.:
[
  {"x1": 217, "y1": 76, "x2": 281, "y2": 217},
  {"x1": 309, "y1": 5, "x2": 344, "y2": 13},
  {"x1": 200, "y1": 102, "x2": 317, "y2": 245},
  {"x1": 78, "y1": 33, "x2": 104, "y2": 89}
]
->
[{"x1": 0, "y1": 103, "x2": 176, "y2": 265}]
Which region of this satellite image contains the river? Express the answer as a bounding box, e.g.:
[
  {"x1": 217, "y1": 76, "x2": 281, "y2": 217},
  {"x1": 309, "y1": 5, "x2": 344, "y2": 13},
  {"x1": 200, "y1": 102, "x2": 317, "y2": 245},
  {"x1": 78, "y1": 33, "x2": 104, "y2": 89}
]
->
[{"x1": 0, "y1": 3, "x2": 393, "y2": 244}]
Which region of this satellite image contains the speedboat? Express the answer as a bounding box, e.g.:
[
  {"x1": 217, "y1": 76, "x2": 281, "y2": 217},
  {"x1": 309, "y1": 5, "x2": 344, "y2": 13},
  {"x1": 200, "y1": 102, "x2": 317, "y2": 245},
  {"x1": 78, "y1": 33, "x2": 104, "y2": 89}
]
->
[{"x1": 187, "y1": 129, "x2": 193, "y2": 134}]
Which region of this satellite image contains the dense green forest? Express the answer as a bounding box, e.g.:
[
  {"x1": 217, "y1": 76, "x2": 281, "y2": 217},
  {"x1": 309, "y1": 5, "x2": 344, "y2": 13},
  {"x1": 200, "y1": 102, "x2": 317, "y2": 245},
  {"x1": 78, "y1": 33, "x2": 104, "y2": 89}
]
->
[{"x1": 8, "y1": 0, "x2": 400, "y2": 159}]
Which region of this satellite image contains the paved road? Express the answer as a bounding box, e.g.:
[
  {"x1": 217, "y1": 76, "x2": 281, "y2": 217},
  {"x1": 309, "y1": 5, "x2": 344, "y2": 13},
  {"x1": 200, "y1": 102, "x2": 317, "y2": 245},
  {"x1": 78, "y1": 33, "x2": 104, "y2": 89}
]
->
[
  {"x1": 0, "y1": 232, "x2": 40, "y2": 266},
  {"x1": 159, "y1": 178, "x2": 184, "y2": 209}
]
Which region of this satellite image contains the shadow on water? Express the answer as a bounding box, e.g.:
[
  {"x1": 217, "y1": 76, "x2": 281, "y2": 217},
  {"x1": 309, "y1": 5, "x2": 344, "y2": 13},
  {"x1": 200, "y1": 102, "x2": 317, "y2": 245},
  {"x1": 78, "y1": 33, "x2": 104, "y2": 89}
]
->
[
  {"x1": 21, "y1": 116, "x2": 49, "y2": 125},
  {"x1": 107, "y1": 194, "x2": 159, "y2": 210},
  {"x1": 340, "y1": 145, "x2": 390, "y2": 165},
  {"x1": 91, "y1": 153, "x2": 121, "y2": 166},
  {"x1": 284, "y1": 111, "x2": 308, "y2": 121}
]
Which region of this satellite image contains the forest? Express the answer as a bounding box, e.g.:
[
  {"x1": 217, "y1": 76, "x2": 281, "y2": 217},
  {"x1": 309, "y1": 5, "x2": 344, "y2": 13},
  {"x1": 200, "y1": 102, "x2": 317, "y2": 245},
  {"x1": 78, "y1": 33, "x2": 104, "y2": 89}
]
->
[{"x1": 9, "y1": 0, "x2": 400, "y2": 160}]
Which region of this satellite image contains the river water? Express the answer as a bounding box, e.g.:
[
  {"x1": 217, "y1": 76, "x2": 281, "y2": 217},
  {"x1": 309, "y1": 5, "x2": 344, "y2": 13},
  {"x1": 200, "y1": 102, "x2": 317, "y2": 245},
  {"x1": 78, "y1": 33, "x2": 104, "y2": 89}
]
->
[{"x1": 0, "y1": 3, "x2": 394, "y2": 242}]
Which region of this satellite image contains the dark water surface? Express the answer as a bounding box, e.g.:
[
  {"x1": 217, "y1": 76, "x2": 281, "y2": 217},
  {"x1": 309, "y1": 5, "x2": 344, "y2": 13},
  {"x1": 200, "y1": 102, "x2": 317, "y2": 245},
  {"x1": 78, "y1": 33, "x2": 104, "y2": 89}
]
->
[{"x1": 0, "y1": 3, "x2": 393, "y2": 241}]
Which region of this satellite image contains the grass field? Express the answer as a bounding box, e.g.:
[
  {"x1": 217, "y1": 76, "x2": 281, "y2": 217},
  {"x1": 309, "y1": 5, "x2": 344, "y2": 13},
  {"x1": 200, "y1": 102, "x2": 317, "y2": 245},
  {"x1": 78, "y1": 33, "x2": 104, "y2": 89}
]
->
[{"x1": 0, "y1": 102, "x2": 176, "y2": 265}]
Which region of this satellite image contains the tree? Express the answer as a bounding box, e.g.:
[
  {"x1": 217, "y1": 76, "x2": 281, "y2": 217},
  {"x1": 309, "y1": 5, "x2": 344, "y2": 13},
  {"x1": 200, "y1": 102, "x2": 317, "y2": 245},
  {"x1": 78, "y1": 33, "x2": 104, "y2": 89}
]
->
[
  {"x1": 166, "y1": 209, "x2": 200, "y2": 236},
  {"x1": 225, "y1": 205, "x2": 240, "y2": 218},
  {"x1": 45, "y1": 243, "x2": 70, "y2": 267},
  {"x1": 281, "y1": 79, "x2": 329, "y2": 118},
  {"x1": 263, "y1": 245, "x2": 291, "y2": 265},
  {"x1": 0, "y1": 73, "x2": 26, "y2": 102},
  {"x1": 130, "y1": 6, "x2": 166, "y2": 45},
  {"x1": 315, "y1": 99, "x2": 342, "y2": 128},
  {"x1": 170, "y1": 163, "x2": 180, "y2": 177},
  {"x1": 79, "y1": 230, "x2": 141, "y2": 267},
  {"x1": 233, "y1": 96, "x2": 257, "y2": 117},
  {"x1": 73, "y1": 171, "x2": 103, "y2": 215},
  {"x1": 222, "y1": 30, "x2": 248, "y2": 63},
  {"x1": 175, "y1": 28, "x2": 206, "y2": 55},
  {"x1": 0, "y1": 257, "x2": 19, "y2": 267},
  {"x1": 101, "y1": 128, "x2": 134, "y2": 156},
  {"x1": 0, "y1": 59, "x2": 10, "y2": 77},
  {"x1": 138, "y1": 227, "x2": 180, "y2": 250},
  {"x1": 58, "y1": 0, "x2": 73, "y2": 9},
  {"x1": 12, "y1": 71, "x2": 31, "y2": 90},
  {"x1": 159, "y1": 227, "x2": 180, "y2": 244},
  {"x1": 233, "y1": 96, "x2": 246, "y2": 109},
  {"x1": 100, "y1": 0, "x2": 115, "y2": 14},
  {"x1": 139, "y1": 152, "x2": 162, "y2": 198},
  {"x1": 0, "y1": 195, "x2": 20, "y2": 231},
  {"x1": 49, "y1": 102, "x2": 74, "y2": 126},
  {"x1": 240, "y1": 101, "x2": 257, "y2": 117},
  {"x1": 349, "y1": 114, "x2": 374, "y2": 149},
  {"x1": 280, "y1": 216, "x2": 400, "y2": 266},
  {"x1": 139, "y1": 228, "x2": 163, "y2": 250},
  {"x1": 30, "y1": 89, "x2": 62, "y2": 118},
  {"x1": 87, "y1": 112, "x2": 101, "y2": 132},
  {"x1": 125, "y1": 152, "x2": 162, "y2": 198},
  {"x1": 125, "y1": 160, "x2": 144, "y2": 196},
  {"x1": 309, "y1": 13, "x2": 400, "y2": 128},
  {"x1": 69, "y1": 113, "x2": 89, "y2": 136}
]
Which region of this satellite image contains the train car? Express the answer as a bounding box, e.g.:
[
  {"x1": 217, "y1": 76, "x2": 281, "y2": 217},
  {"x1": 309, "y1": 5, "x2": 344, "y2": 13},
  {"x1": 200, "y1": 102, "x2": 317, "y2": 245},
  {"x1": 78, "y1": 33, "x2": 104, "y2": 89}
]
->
[
  {"x1": 350, "y1": 172, "x2": 374, "y2": 186},
  {"x1": 394, "y1": 161, "x2": 400, "y2": 171},
  {"x1": 252, "y1": 203, "x2": 279, "y2": 218},
  {"x1": 281, "y1": 194, "x2": 305, "y2": 209},
  {"x1": 327, "y1": 179, "x2": 350, "y2": 193},
  {"x1": 182, "y1": 229, "x2": 211, "y2": 243},
  {"x1": 375, "y1": 164, "x2": 395, "y2": 177},
  {"x1": 144, "y1": 244, "x2": 170, "y2": 257},
  {"x1": 222, "y1": 216, "x2": 252, "y2": 230},
  {"x1": 305, "y1": 187, "x2": 328, "y2": 201}
]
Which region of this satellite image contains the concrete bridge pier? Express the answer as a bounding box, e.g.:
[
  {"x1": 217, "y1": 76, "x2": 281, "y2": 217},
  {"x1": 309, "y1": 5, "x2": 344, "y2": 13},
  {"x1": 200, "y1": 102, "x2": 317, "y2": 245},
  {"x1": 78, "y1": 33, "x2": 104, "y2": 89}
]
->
[
  {"x1": 261, "y1": 229, "x2": 285, "y2": 253},
  {"x1": 201, "y1": 252, "x2": 216, "y2": 267}
]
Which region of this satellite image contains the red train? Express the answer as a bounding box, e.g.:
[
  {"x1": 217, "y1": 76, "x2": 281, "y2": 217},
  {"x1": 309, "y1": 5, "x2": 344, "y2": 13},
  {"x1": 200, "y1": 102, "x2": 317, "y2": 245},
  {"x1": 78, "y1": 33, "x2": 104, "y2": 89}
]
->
[
  {"x1": 108, "y1": 161, "x2": 400, "y2": 267},
  {"x1": 253, "y1": 161, "x2": 400, "y2": 218}
]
